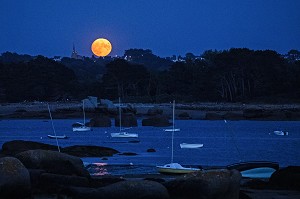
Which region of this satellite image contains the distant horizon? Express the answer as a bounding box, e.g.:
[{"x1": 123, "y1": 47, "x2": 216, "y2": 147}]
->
[{"x1": 1, "y1": 46, "x2": 298, "y2": 59}]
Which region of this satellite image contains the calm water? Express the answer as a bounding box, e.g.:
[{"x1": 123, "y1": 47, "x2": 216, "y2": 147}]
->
[{"x1": 1, "y1": 119, "x2": 300, "y2": 175}]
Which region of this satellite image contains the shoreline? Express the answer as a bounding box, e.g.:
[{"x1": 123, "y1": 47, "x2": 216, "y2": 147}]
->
[{"x1": 1, "y1": 101, "x2": 300, "y2": 120}]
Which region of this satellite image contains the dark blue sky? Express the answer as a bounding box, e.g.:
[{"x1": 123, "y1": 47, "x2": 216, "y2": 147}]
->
[{"x1": 1, "y1": 0, "x2": 299, "y2": 58}]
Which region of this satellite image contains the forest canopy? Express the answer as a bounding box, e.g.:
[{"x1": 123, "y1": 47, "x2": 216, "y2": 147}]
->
[{"x1": 0, "y1": 48, "x2": 299, "y2": 103}]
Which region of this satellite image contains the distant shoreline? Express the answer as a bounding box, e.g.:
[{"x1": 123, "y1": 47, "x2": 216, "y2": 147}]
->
[{"x1": 1, "y1": 101, "x2": 300, "y2": 120}]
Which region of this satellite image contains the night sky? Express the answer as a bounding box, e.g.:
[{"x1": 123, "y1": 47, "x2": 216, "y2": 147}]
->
[{"x1": 1, "y1": 0, "x2": 299, "y2": 58}]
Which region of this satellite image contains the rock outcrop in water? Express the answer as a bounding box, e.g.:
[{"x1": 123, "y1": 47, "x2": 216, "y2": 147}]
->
[
  {"x1": 142, "y1": 115, "x2": 171, "y2": 127},
  {"x1": 1, "y1": 140, "x2": 58, "y2": 156},
  {"x1": 2, "y1": 102, "x2": 300, "y2": 120},
  {"x1": 115, "y1": 113, "x2": 138, "y2": 127},
  {"x1": 87, "y1": 115, "x2": 112, "y2": 127},
  {"x1": 0, "y1": 140, "x2": 119, "y2": 157}
]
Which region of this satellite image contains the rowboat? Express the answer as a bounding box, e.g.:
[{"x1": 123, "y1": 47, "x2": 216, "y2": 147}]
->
[{"x1": 47, "y1": 134, "x2": 68, "y2": 139}]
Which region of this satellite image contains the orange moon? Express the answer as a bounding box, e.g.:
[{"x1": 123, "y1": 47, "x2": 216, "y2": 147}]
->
[{"x1": 91, "y1": 38, "x2": 112, "y2": 57}]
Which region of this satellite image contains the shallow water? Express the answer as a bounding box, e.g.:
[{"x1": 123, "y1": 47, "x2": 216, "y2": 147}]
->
[{"x1": 1, "y1": 119, "x2": 299, "y2": 175}]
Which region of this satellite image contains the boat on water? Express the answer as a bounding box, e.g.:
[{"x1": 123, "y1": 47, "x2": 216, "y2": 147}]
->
[
  {"x1": 164, "y1": 128, "x2": 180, "y2": 132},
  {"x1": 180, "y1": 143, "x2": 203, "y2": 149},
  {"x1": 227, "y1": 161, "x2": 279, "y2": 178},
  {"x1": 157, "y1": 163, "x2": 200, "y2": 174},
  {"x1": 273, "y1": 130, "x2": 288, "y2": 136},
  {"x1": 73, "y1": 122, "x2": 91, "y2": 132},
  {"x1": 157, "y1": 100, "x2": 200, "y2": 174},
  {"x1": 47, "y1": 134, "x2": 68, "y2": 139},
  {"x1": 110, "y1": 97, "x2": 138, "y2": 138},
  {"x1": 73, "y1": 100, "x2": 91, "y2": 132},
  {"x1": 110, "y1": 132, "x2": 138, "y2": 138}
]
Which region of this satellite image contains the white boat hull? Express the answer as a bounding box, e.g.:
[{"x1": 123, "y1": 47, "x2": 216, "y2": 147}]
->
[
  {"x1": 47, "y1": 135, "x2": 68, "y2": 139},
  {"x1": 157, "y1": 163, "x2": 200, "y2": 174},
  {"x1": 164, "y1": 128, "x2": 180, "y2": 132},
  {"x1": 241, "y1": 167, "x2": 277, "y2": 179},
  {"x1": 227, "y1": 161, "x2": 279, "y2": 179},
  {"x1": 73, "y1": 126, "x2": 91, "y2": 132},
  {"x1": 274, "y1": 130, "x2": 288, "y2": 136},
  {"x1": 180, "y1": 143, "x2": 203, "y2": 149},
  {"x1": 110, "y1": 132, "x2": 138, "y2": 138}
]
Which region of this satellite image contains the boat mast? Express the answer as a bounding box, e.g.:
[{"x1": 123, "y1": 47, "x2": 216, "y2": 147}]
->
[
  {"x1": 82, "y1": 100, "x2": 86, "y2": 126},
  {"x1": 47, "y1": 104, "x2": 60, "y2": 152},
  {"x1": 119, "y1": 97, "x2": 122, "y2": 132},
  {"x1": 171, "y1": 100, "x2": 175, "y2": 163}
]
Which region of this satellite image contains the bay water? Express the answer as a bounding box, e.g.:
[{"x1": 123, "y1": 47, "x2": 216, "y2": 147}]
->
[{"x1": 1, "y1": 119, "x2": 299, "y2": 175}]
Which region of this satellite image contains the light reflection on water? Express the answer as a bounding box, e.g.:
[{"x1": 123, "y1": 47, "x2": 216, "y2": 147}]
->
[{"x1": 85, "y1": 162, "x2": 109, "y2": 176}]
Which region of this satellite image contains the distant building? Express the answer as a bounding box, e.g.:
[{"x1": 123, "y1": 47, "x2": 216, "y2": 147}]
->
[
  {"x1": 71, "y1": 44, "x2": 83, "y2": 60},
  {"x1": 52, "y1": 56, "x2": 61, "y2": 62}
]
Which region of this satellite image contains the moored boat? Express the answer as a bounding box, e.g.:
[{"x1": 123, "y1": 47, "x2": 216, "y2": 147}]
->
[
  {"x1": 180, "y1": 143, "x2": 203, "y2": 149},
  {"x1": 274, "y1": 130, "x2": 288, "y2": 136},
  {"x1": 47, "y1": 134, "x2": 68, "y2": 139},
  {"x1": 157, "y1": 163, "x2": 200, "y2": 174},
  {"x1": 227, "y1": 161, "x2": 279, "y2": 178},
  {"x1": 157, "y1": 100, "x2": 200, "y2": 174},
  {"x1": 110, "y1": 132, "x2": 138, "y2": 138}
]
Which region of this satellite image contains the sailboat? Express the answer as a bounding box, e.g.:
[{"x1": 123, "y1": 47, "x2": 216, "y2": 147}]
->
[
  {"x1": 47, "y1": 104, "x2": 67, "y2": 152},
  {"x1": 157, "y1": 100, "x2": 200, "y2": 174},
  {"x1": 73, "y1": 100, "x2": 91, "y2": 132},
  {"x1": 110, "y1": 97, "x2": 138, "y2": 138}
]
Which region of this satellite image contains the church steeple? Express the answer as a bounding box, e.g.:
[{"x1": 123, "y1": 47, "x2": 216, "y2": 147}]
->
[
  {"x1": 71, "y1": 43, "x2": 79, "y2": 59},
  {"x1": 72, "y1": 43, "x2": 77, "y2": 53}
]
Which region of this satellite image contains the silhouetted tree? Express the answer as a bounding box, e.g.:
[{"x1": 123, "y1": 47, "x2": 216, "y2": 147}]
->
[
  {"x1": 124, "y1": 48, "x2": 173, "y2": 71},
  {"x1": 0, "y1": 56, "x2": 78, "y2": 102},
  {"x1": 286, "y1": 49, "x2": 300, "y2": 63},
  {"x1": 101, "y1": 59, "x2": 150, "y2": 99},
  {"x1": 0, "y1": 52, "x2": 33, "y2": 63}
]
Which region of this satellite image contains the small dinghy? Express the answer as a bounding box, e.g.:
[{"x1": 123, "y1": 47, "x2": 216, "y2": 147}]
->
[
  {"x1": 47, "y1": 134, "x2": 68, "y2": 139},
  {"x1": 274, "y1": 130, "x2": 288, "y2": 136},
  {"x1": 180, "y1": 143, "x2": 203, "y2": 149},
  {"x1": 227, "y1": 161, "x2": 279, "y2": 178}
]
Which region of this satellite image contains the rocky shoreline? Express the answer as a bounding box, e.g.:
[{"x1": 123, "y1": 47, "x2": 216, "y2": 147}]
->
[
  {"x1": 0, "y1": 140, "x2": 300, "y2": 199},
  {"x1": 1, "y1": 101, "x2": 300, "y2": 121}
]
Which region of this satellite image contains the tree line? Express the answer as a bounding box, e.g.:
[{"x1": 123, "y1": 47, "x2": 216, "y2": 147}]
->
[{"x1": 0, "y1": 48, "x2": 299, "y2": 103}]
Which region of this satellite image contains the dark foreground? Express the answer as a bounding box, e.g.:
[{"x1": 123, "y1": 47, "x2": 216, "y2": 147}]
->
[{"x1": 0, "y1": 140, "x2": 300, "y2": 199}]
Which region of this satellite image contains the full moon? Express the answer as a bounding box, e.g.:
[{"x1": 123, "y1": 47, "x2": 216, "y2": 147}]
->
[{"x1": 91, "y1": 38, "x2": 112, "y2": 57}]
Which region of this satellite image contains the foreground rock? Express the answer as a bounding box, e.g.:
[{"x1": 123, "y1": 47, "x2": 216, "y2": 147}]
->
[
  {"x1": 163, "y1": 169, "x2": 241, "y2": 199},
  {"x1": 1, "y1": 153, "x2": 299, "y2": 199},
  {"x1": 0, "y1": 157, "x2": 31, "y2": 199},
  {"x1": 64, "y1": 180, "x2": 169, "y2": 199},
  {"x1": 269, "y1": 166, "x2": 300, "y2": 191},
  {"x1": 15, "y1": 149, "x2": 90, "y2": 178}
]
